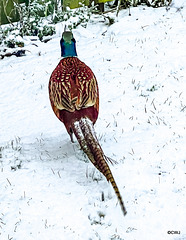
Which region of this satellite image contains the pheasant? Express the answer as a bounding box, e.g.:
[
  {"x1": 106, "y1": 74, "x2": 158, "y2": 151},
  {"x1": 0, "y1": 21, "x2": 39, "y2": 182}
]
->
[{"x1": 49, "y1": 31, "x2": 127, "y2": 216}]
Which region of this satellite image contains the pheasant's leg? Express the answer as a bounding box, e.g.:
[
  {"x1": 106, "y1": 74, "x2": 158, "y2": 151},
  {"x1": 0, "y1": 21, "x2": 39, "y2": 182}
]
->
[{"x1": 69, "y1": 128, "x2": 74, "y2": 143}]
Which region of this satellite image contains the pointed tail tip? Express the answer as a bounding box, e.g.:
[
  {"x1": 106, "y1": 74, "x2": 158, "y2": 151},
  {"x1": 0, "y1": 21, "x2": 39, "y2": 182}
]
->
[
  {"x1": 121, "y1": 204, "x2": 127, "y2": 216},
  {"x1": 123, "y1": 209, "x2": 127, "y2": 216},
  {"x1": 119, "y1": 196, "x2": 127, "y2": 216}
]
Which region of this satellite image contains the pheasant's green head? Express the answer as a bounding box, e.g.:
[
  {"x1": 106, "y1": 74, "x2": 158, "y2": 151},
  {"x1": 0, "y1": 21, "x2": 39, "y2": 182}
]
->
[{"x1": 60, "y1": 31, "x2": 77, "y2": 57}]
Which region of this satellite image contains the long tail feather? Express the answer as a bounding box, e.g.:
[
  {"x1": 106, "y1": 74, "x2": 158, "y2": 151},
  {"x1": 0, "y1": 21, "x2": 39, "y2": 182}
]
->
[{"x1": 71, "y1": 118, "x2": 127, "y2": 216}]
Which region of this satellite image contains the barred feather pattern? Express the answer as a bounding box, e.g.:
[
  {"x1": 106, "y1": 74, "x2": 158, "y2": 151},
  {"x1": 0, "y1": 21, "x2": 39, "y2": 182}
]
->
[
  {"x1": 49, "y1": 57, "x2": 98, "y2": 113},
  {"x1": 49, "y1": 57, "x2": 127, "y2": 216},
  {"x1": 71, "y1": 118, "x2": 127, "y2": 216}
]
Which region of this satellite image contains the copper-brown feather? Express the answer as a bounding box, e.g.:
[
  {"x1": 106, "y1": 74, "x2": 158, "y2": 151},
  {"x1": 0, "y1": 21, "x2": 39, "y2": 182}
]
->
[
  {"x1": 49, "y1": 57, "x2": 98, "y2": 112},
  {"x1": 49, "y1": 56, "x2": 127, "y2": 216}
]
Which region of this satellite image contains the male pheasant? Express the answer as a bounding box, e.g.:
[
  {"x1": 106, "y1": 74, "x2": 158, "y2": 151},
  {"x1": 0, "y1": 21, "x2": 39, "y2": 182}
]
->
[{"x1": 49, "y1": 31, "x2": 127, "y2": 216}]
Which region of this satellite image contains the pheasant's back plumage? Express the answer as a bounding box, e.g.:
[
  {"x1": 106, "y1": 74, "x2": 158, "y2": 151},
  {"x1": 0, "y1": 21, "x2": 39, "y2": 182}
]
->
[
  {"x1": 49, "y1": 57, "x2": 98, "y2": 111},
  {"x1": 49, "y1": 36, "x2": 127, "y2": 216}
]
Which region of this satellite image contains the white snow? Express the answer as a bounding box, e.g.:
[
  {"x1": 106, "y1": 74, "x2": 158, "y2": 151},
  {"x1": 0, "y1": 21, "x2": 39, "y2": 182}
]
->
[{"x1": 0, "y1": 1, "x2": 186, "y2": 239}]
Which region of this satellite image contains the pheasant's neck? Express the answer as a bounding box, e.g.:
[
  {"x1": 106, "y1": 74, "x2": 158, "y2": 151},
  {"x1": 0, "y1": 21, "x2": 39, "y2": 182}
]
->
[{"x1": 61, "y1": 41, "x2": 77, "y2": 57}]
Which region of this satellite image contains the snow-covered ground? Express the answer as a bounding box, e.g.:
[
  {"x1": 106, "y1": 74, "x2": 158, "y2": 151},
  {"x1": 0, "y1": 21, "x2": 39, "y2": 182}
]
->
[{"x1": 0, "y1": 1, "x2": 186, "y2": 239}]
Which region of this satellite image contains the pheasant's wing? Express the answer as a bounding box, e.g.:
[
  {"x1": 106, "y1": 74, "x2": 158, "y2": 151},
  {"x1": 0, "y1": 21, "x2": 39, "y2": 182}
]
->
[
  {"x1": 49, "y1": 60, "x2": 98, "y2": 113},
  {"x1": 49, "y1": 78, "x2": 74, "y2": 112},
  {"x1": 76, "y1": 67, "x2": 98, "y2": 110}
]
